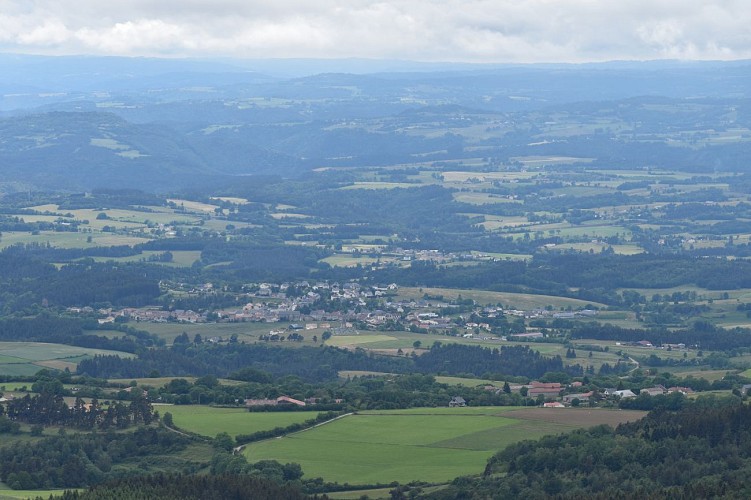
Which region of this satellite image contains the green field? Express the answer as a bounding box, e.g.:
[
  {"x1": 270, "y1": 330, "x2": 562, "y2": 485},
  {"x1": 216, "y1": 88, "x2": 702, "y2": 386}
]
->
[
  {"x1": 329, "y1": 332, "x2": 627, "y2": 371},
  {"x1": 570, "y1": 339, "x2": 699, "y2": 363},
  {"x1": 0, "y1": 488, "x2": 72, "y2": 499},
  {"x1": 0, "y1": 231, "x2": 150, "y2": 250},
  {"x1": 163, "y1": 405, "x2": 319, "y2": 437},
  {"x1": 434, "y1": 376, "x2": 503, "y2": 387},
  {"x1": 397, "y1": 286, "x2": 607, "y2": 310},
  {"x1": 90, "y1": 250, "x2": 202, "y2": 267},
  {"x1": 244, "y1": 407, "x2": 645, "y2": 484},
  {"x1": 321, "y1": 254, "x2": 382, "y2": 267},
  {"x1": 340, "y1": 182, "x2": 416, "y2": 190},
  {"x1": 324, "y1": 331, "x2": 498, "y2": 352},
  {"x1": 0, "y1": 342, "x2": 135, "y2": 376}
]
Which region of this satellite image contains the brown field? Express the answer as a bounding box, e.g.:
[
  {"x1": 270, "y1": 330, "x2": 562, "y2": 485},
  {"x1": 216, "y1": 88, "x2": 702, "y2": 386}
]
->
[{"x1": 504, "y1": 407, "x2": 647, "y2": 427}]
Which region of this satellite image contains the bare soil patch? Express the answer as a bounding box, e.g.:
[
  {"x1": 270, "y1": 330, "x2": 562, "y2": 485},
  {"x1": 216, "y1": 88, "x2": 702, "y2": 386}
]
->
[{"x1": 505, "y1": 407, "x2": 647, "y2": 427}]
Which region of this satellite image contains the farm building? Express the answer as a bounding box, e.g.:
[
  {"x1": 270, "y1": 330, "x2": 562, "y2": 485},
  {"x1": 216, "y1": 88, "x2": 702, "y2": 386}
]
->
[{"x1": 449, "y1": 396, "x2": 467, "y2": 407}]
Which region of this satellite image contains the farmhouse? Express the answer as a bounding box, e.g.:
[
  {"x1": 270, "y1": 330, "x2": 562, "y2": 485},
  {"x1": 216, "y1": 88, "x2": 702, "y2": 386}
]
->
[
  {"x1": 641, "y1": 385, "x2": 667, "y2": 397},
  {"x1": 613, "y1": 389, "x2": 637, "y2": 399},
  {"x1": 562, "y1": 391, "x2": 594, "y2": 404},
  {"x1": 527, "y1": 381, "x2": 563, "y2": 398},
  {"x1": 245, "y1": 396, "x2": 307, "y2": 408},
  {"x1": 449, "y1": 396, "x2": 467, "y2": 407},
  {"x1": 543, "y1": 402, "x2": 565, "y2": 408},
  {"x1": 276, "y1": 396, "x2": 306, "y2": 407},
  {"x1": 668, "y1": 386, "x2": 694, "y2": 395}
]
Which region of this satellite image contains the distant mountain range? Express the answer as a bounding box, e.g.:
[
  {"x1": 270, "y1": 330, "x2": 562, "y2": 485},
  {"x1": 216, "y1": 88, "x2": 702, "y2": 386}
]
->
[{"x1": 0, "y1": 55, "x2": 749, "y2": 192}]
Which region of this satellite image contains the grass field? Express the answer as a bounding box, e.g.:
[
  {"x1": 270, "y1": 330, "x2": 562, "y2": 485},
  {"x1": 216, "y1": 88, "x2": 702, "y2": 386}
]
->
[
  {"x1": 570, "y1": 339, "x2": 699, "y2": 363},
  {"x1": 397, "y1": 286, "x2": 606, "y2": 310},
  {"x1": 244, "y1": 407, "x2": 645, "y2": 484},
  {"x1": 340, "y1": 182, "x2": 416, "y2": 190},
  {"x1": 166, "y1": 198, "x2": 218, "y2": 213},
  {"x1": 90, "y1": 250, "x2": 201, "y2": 267},
  {"x1": 163, "y1": 405, "x2": 320, "y2": 437},
  {"x1": 321, "y1": 255, "x2": 382, "y2": 267},
  {"x1": 662, "y1": 368, "x2": 731, "y2": 382},
  {"x1": 434, "y1": 376, "x2": 503, "y2": 387},
  {"x1": 325, "y1": 331, "x2": 496, "y2": 351},
  {"x1": 0, "y1": 488, "x2": 72, "y2": 499},
  {"x1": 0, "y1": 231, "x2": 150, "y2": 250},
  {"x1": 0, "y1": 342, "x2": 135, "y2": 376},
  {"x1": 548, "y1": 243, "x2": 644, "y2": 255},
  {"x1": 325, "y1": 487, "x2": 400, "y2": 499}
]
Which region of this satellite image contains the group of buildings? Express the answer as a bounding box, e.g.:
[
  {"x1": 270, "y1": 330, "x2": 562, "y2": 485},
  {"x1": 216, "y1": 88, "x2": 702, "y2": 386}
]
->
[{"x1": 466, "y1": 381, "x2": 696, "y2": 408}]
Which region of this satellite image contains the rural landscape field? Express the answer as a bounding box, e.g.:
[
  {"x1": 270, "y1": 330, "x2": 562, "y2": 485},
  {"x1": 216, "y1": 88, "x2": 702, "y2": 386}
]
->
[
  {"x1": 244, "y1": 407, "x2": 645, "y2": 484},
  {"x1": 1, "y1": 9, "x2": 751, "y2": 497}
]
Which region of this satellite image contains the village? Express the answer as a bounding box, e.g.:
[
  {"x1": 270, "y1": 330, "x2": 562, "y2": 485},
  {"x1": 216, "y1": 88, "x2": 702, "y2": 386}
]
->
[{"x1": 67, "y1": 279, "x2": 604, "y2": 343}]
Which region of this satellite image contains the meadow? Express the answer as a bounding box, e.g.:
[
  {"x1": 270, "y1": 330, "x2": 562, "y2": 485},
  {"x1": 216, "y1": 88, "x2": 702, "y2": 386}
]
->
[
  {"x1": 161, "y1": 405, "x2": 320, "y2": 437},
  {"x1": 324, "y1": 331, "x2": 499, "y2": 353},
  {"x1": 244, "y1": 407, "x2": 645, "y2": 484},
  {"x1": 0, "y1": 342, "x2": 135, "y2": 376},
  {"x1": 0, "y1": 487, "x2": 71, "y2": 499},
  {"x1": 89, "y1": 250, "x2": 202, "y2": 267},
  {"x1": 397, "y1": 286, "x2": 606, "y2": 310},
  {"x1": 0, "y1": 230, "x2": 149, "y2": 250}
]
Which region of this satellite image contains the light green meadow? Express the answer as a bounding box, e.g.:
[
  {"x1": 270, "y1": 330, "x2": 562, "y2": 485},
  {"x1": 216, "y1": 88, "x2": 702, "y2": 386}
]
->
[{"x1": 163, "y1": 405, "x2": 320, "y2": 438}]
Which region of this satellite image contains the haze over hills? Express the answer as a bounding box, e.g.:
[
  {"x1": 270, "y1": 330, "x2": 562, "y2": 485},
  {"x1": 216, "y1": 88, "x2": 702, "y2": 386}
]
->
[{"x1": 1, "y1": 54, "x2": 750, "y2": 192}]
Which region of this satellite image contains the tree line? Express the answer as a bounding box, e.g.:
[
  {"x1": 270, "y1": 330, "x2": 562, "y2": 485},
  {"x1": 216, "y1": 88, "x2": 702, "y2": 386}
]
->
[
  {"x1": 426, "y1": 397, "x2": 751, "y2": 499},
  {"x1": 0, "y1": 427, "x2": 190, "y2": 490},
  {"x1": 2, "y1": 392, "x2": 155, "y2": 430},
  {"x1": 77, "y1": 342, "x2": 578, "y2": 382},
  {"x1": 53, "y1": 473, "x2": 311, "y2": 500}
]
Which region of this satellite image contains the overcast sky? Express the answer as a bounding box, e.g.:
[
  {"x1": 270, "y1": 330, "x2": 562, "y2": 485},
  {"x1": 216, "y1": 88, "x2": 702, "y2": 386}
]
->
[{"x1": 1, "y1": 0, "x2": 750, "y2": 62}]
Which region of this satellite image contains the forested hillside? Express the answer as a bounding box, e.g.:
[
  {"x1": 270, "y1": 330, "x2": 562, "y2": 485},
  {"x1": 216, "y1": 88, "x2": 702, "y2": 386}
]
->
[{"x1": 428, "y1": 399, "x2": 751, "y2": 499}]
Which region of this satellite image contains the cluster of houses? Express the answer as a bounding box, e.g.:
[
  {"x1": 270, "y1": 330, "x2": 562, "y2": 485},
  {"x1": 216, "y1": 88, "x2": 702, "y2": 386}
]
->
[
  {"x1": 459, "y1": 381, "x2": 697, "y2": 408},
  {"x1": 504, "y1": 308, "x2": 598, "y2": 320},
  {"x1": 67, "y1": 279, "x2": 603, "y2": 347},
  {"x1": 616, "y1": 340, "x2": 688, "y2": 351},
  {"x1": 360, "y1": 247, "x2": 525, "y2": 265}
]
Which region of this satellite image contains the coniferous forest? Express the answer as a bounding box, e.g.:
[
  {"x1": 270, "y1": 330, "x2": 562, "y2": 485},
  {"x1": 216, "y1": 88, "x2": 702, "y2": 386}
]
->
[{"x1": 428, "y1": 400, "x2": 751, "y2": 499}]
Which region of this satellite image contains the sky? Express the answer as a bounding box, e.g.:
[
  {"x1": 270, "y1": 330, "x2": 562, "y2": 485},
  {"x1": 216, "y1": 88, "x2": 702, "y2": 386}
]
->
[{"x1": 1, "y1": 0, "x2": 750, "y2": 63}]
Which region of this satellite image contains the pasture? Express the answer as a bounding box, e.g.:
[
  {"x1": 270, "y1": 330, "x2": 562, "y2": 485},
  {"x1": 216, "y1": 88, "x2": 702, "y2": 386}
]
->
[
  {"x1": 244, "y1": 407, "x2": 646, "y2": 485},
  {"x1": 0, "y1": 487, "x2": 72, "y2": 499},
  {"x1": 162, "y1": 405, "x2": 320, "y2": 437},
  {"x1": 434, "y1": 376, "x2": 502, "y2": 387},
  {"x1": 320, "y1": 255, "x2": 382, "y2": 267},
  {"x1": 397, "y1": 286, "x2": 607, "y2": 310},
  {"x1": 324, "y1": 331, "x2": 495, "y2": 351},
  {"x1": 0, "y1": 231, "x2": 149, "y2": 250},
  {"x1": 90, "y1": 250, "x2": 201, "y2": 267},
  {"x1": 0, "y1": 342, "x2": 135, "y2": 376},
  {"x1": 340, "y1": 182, "x2": 416, "y2": 190}
]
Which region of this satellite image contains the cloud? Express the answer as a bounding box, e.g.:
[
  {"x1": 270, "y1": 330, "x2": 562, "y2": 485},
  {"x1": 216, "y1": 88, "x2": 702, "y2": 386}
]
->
[{"x1": 0, "y1": 0, "x2": 749, "y2": 62}]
